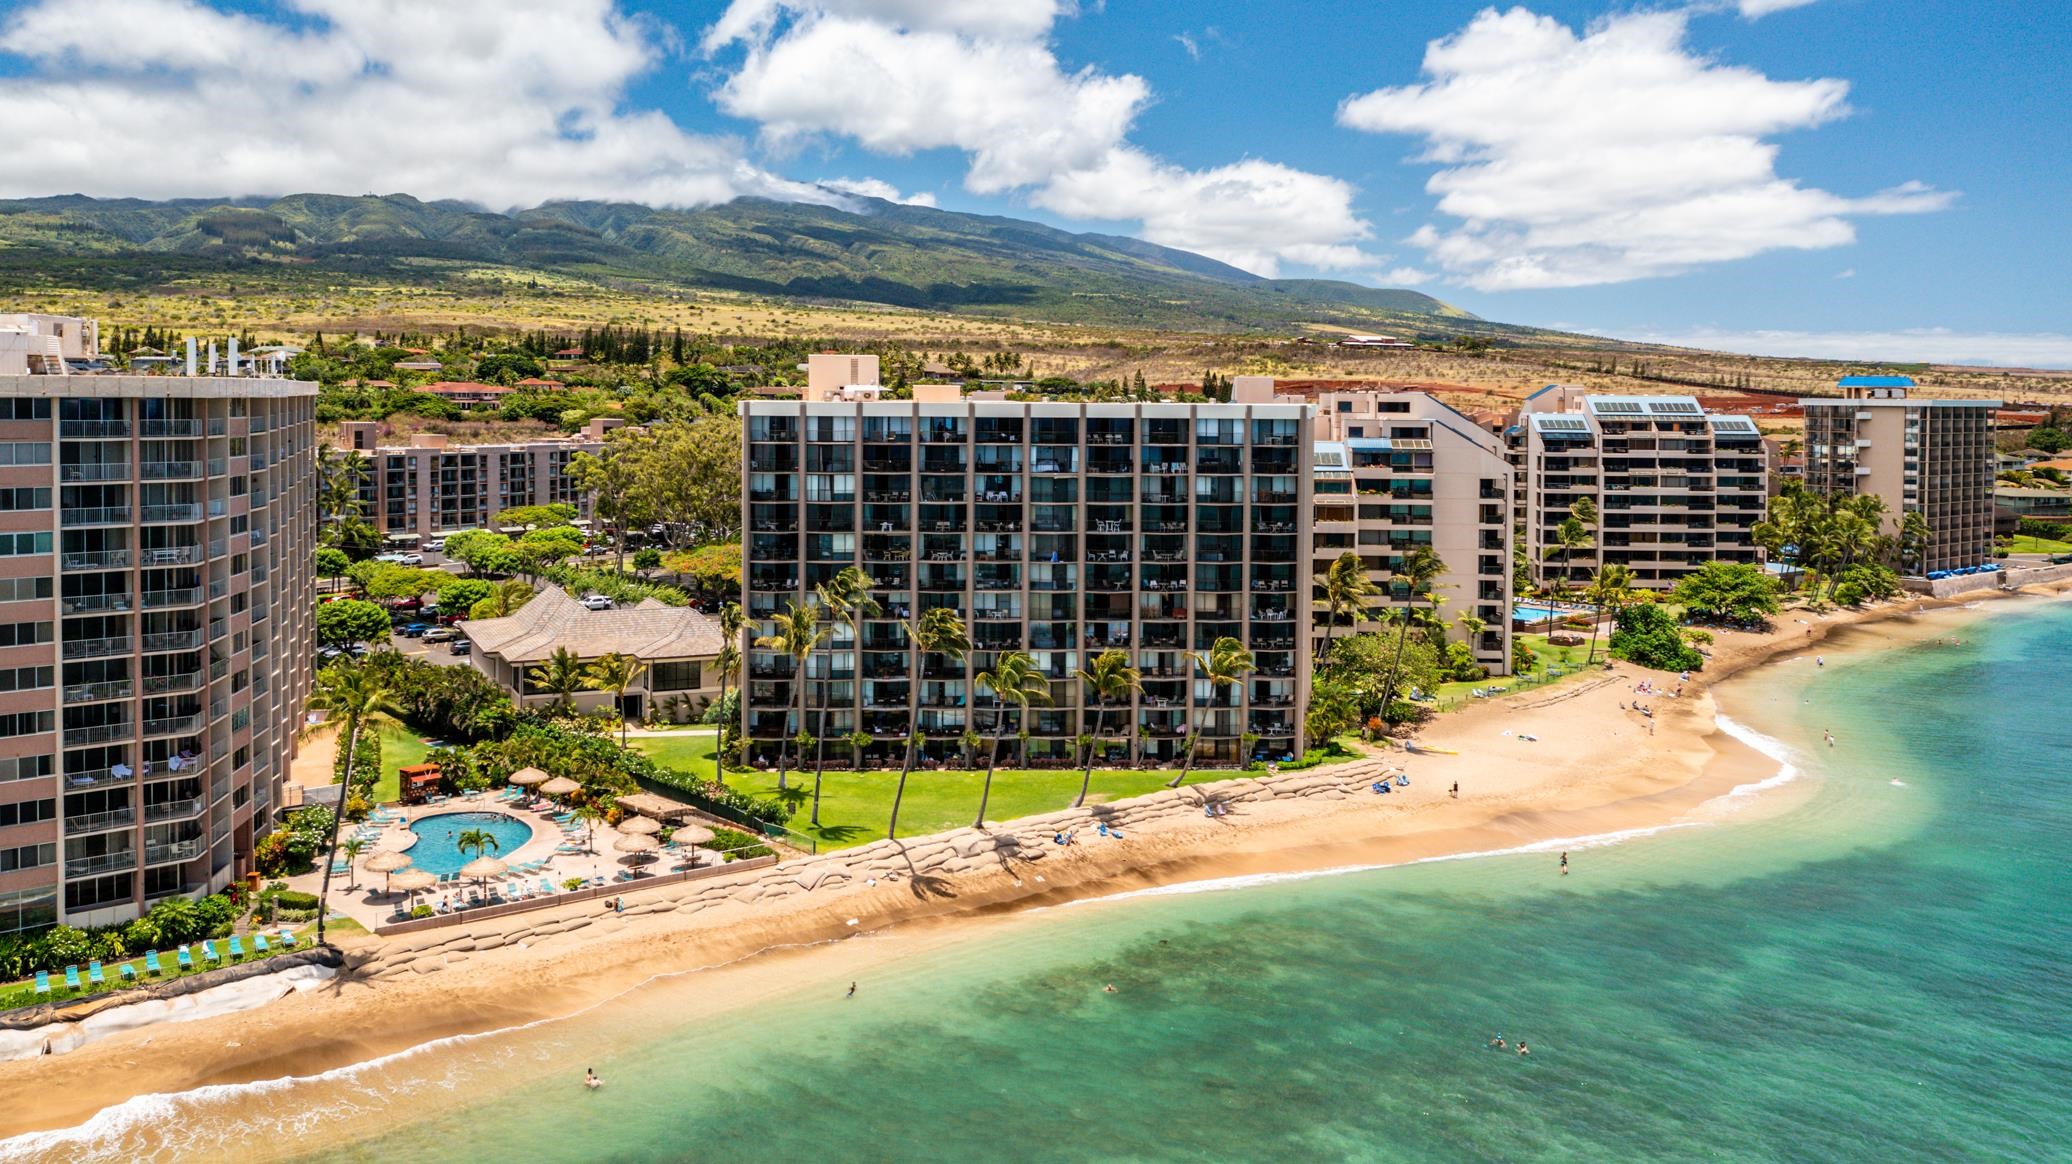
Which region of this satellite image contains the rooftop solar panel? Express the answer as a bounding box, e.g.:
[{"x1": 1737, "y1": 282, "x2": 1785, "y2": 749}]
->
[
  {"x1": 1591, "y1": 399, "x2": 1644, "y2": 414},
  {"x1": 1648, "y1": 400, "x2": 1703, "y2": 415}
]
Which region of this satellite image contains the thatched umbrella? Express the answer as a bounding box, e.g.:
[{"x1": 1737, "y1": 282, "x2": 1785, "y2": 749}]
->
[
  {"x1": 507, "y1": 766, "x2": 549, "y2": 788},
  {"x1": 365, "y1": 848, "x2": 413, "y2": 893},
  {"x1": 667, "y1": 824, "x2": 715, "y2": 846},
  {"x1": 460, "y1": 855, "x2": 509, "y2": 896},
  {"x1": 618, "y1": 816, "x2": 661, "y2": 835},
  {"x1": 539, "y1": 776, "x2": 582, "y2": 804},
  {"x1": 390, "y1": 868, "x2": 437, "y2": 910},
  {"x1": 612, "y1": 833, "x2": 660, "y2": 854}
]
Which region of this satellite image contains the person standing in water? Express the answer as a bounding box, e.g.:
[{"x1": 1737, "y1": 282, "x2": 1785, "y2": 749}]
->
[
  {"x1": 585, "y1": 1068, "x2": 602, "y2": 1090},
  {"x1": 1824, "y1": 729, "x2": 1836, "y2": 748},
  {"x1": 847, "y1": 982, "x2": 857, "y2": 998},
  {"x1": 1559, "y1": 852, "x2": 1569, "y2": 876}
]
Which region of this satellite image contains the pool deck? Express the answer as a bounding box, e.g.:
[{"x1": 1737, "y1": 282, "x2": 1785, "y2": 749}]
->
[{"x1": 286, "y1": 793, "x2": 711, "y2": 932}]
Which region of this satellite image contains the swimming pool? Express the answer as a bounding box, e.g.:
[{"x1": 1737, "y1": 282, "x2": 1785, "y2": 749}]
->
[
  {"x1": 1512, "y1": 604, "x2": 1568, "y2": 624},
  {"x1": 405, "y1": 812, "x2": 535, "y2": 876}
]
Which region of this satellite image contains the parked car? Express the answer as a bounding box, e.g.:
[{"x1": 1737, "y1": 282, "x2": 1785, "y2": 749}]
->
[
  {"x1": 422, "y1": 627, "x2": 461, "y2": 643},
  {"x1": 395, "y1": 553, "x2": 424, "y2": 566},
  {"x1": 581, "y1": 594, "x2": 613, "y2": 610},
  {"x1": 448, "y1": 639, "x2": 472, "y2": 655},
  {"x1": 423, "y1": 538, "x2": 446, "y2": 552},
  {"x1": 316, "y1": 646, "x2": 345, "y2": 663},
  {"x1": 399, "y1": 622, "x2": 433, "y2": 638}
]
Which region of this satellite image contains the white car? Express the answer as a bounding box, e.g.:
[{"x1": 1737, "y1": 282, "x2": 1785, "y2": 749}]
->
[
  {"x1": 394, "y1": 553, "x2": 424, "y2": 566},
  {"x1": 582, "y1": 594, "x2": 613, "y2": 611},
  {"x1": 423, "y1": 538, "x2": 446, "y2": 552}
]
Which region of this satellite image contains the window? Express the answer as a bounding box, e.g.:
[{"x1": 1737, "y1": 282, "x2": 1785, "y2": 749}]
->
[
  {"x1": 0, "y1": 532, "x2": 52, "y2": 556},
  {"x1": 0, "y1": 622, "x2": 53, "y2": 647},
  {"x1": 0, "y1": 577, "x2": 51, "y2": 603},
  {"x1": 651, "y1": 661, "x2": 704, "y2": 691},
  {"x1": 1347, "y1": 427, "x2": 1364, "y2": 438},
  {"x1": 65, "y1": 872, "x2": 131, "y2": 911},
  {"x1": 1337, "y1": 402, "x2": 1352, "y2": 413},
  {"x1": 0, "y1": 799, "x2": 54, "y2": 828},
  {"x1": 1, "y1": 755, "x2": 51, "y2": 783},
  {"x1": 0, "y1": 843, "x2": 55, "y2": 874},
  {"x1": 0, "y1": 400, "x2": 50, "y2": 421},
  {"x1": 0, "y1": 711, "x2": 54, "y2": 738},
  {"x1": 0, "y1": 443, "x2": 51, "y2": 465},
  {"x1": 0, "y1": 885, "x2": 56, "y2": 935},
  {"x1": 0, "y1": 666, "x2": 53, "y2": 693},
  {"x1": 0, "y1": 488, "x2": 50, "y2": 510}
]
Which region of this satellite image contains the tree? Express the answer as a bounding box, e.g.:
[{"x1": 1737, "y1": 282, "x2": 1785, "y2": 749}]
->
[
  {"x1": 754, "y1": 600, "x2": 830, "y2": 791},
  {"x1": 302, "y1": 662, "x2": 403, "y2": 944},
  {"x1": 1171, "y1": 638, "x2": 1254, "y2": 787},
  {"x1": 889, "y1": 607, "x2": 969, "y2": 839},
  {"x1": 1671, "y1": 561, "x2": 1783, "y2": 626},
  {"x1": 456, "y1": 828, "x2": 501, "y2": 860},
  {"x1": 528, "y1": 647, "x2": 588, "y2": 709},
  {"x1": 445, "y1": 529, "x2": 521, "y2": 577},
  {"x1": 492, "y1": 503, "x2": 579, "y2": 530},
  {"x1": 632, "y1": 547, "x2": 663, "y2": 576},
  {"x1": 582, "y1": 652, "x2": 649, "y2": 744},
  {"x1": 567, "y1": 446, "x2": 646, "y2": 575},
  {"x1": 570, "y1": 802, "x2": 605, "y2": 853},
  {"x1": 339, "y1": 837, "x2": 367, "y2": 890},
  {"x1": 812, "y1": 568, "x2": 879, "y2": 826},
  {"x1": 1318, "y1": 551, "x2": 1379, "y2": 657},
  {"x1": 1581, "y1": 563, "x2": 1636, "y2": 663},
  {"x1": 713, "y1": 602, "x2": 746, "y2": 775},
  {"x1": 1377, "y1": 547, "x2": 1446, "y2": 721},
  {"x1": 1073, "y1": 648, "x2": 1142, "y2": 808},
  {"x1": 1898, "y1": 510, "x2": 1932, "y2": 575},
  {"x1": 1546, "y1": 497, "x2": 1597, "y2": 592},
  {"x1": 434, "y1": 576, "x2": 493, "y2": 615},
  {"x1": 315, "y1": 547, "x2": 351, "y2": 581},
  {"x1": 1610, "y1": 603, "x2": 1703, "y2": 672},
  {"x1": 360, "y1": 564, "x2": 444, "y2": 603},
  {"x1": 972, "y1": 651, "x2": 1050, "y2": 827},
  {"x1": 315, "y1": 599, "x2": 392, "y2": 647},
  {"x1": 469, "y1": 579, "x2": 536, "y2": 620}
]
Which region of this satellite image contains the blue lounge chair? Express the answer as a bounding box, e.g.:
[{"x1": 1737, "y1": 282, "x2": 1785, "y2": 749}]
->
[
  {"x1": 228, "y1": 936, "x2": 245, "y2": 960},
  {"x1": 278, "y1": 927, "x2": 297, "y2": 947},
  {"x1": 88, "y1": 961, "x2": 105, "y2": 987},
  {"x1": 202, "y1": 939, "x2": 219, "y2": 963},
  {"x1": 119, "y1": 963, "x2": 137, "y2": 982},
  {"x1": 64, "y1": 965, "x2": 82, "y2": 992},
  {"x1": 144, "y1": 950, "x2": 164, "y2": 976},
  {"x1": 177, "y1": 946, "x2": 194, "y2": 970},
  {"x1": 254, "y1": 933, "x2": 271, "y2": 954},
  {"x1": 33, "y1": 970, "x2": 49, "y2": 997}
]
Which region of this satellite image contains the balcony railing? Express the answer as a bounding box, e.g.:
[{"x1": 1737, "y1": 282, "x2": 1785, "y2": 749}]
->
[
  {"x1": 140, "y1": 461, "x2": 201, "y2": 480},
  {"x1": 61, "y1": 550, "x2": 130, "y2": 571},
  {"x1": 66, "y1": 850, "x2": 138, "y2": 878},
  {"x1": 142, "y1": 672, "x2": 204, "y2": 695},
  {"x1": 61, "y1": 593, "x2": 131, "y2": 614},
  {"x1": 63, "y1": 679, "x2": 133, "y2": 704},
  {"x1": 59, "y1": 420, "x2": 130, "y2": 438},
  {"x1": 64, "y1": 766, "x2": 136, "y2": 790},
  {"x1": 146, "y1": 839, "x2": 206, "y2": 865},
  {"x1": 143, "y1": 588, "x2": 204, "y2": 609},
  {"x1": 59, "y1": 463, "x2": 130, "y2": 482},
  {"x1": 144, "y1": 714, "x2": 204, "y2": 738},
  {"x1": 143, "y1": 630, "x2": 205, "y2": 652},
  {"x1": 141, "y1": 503, "x2": 203, "y2": 523},
  {"x1": 62, "y1": 506, "x2": 131, "y2": 526},
  {"x1": 64, "y1": 722, "x2": 133, "y2": 746},
  {"x1": 64, "y1": 807, "x2": 135, "y2": 833},
  {"x1": 139, "y1": 419, "x2": 203, "y2": 438},
  {"x1": 139, "y1": 545, "x2": 205, "y2": 566}
]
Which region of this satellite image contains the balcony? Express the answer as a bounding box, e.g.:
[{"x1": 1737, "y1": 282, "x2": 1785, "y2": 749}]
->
[
  {"x1": 62, "y1": 505, "x2": 131, "y2": 527},
  {"x1": 139, "y1": 419, "x2": 203, "y2": 438},
  {"x1": 141, "y1": 460, "x2": 202, "y2": 480},
  {"x1": 138, "y1": 545, "x2": 205, "y2": 566},
  {"x1": 64, "y1": 721, "x2": 132, "y2": 746},
  {"x1": 65, "y1": 806, "x2": 136, "y2": 833},
  {"x1": 59, "y1": 463, "x2": 130, "y2": 483},
  {"x1": 141, "y1": 503, "x2": 202, "y2": 524},
  {"x1": 143, "y1": 630, "x2": 205, "y2": 652},
  {"x1": 61, "y1": 549, "x2": 130, "y2": 571},
  {"x1": 63, "y1": 679, "x2": 133, "y2": 704},
  {"x1": 146, "y1": 839, "x2": 206, "y2": 866},
  {"x1": 62, "y1": 635, "x2": 132, "y2": 660},
  {"x1": 59, "y1": 420, "x2": 130, "y2": 438},
  {"x1": 61, "y1": 593, "x2": 131, "y2": 614},
  {"x1": 66, "y1": 850, "x2": 138, "y2": 878},
  {"x1": 143, "y1": 588, "x2": 204, "y2": 609},
  {"x1": 143, "y1": 713, "x2": 204, "y2": 738},
  {"x1": 142, "y1": 671, "x2": 204, "y2": 695}
]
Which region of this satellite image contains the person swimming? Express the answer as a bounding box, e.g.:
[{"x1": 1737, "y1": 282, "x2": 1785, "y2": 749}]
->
[
  {"x1": 1490, "y1": 1034, "x2": 1507, "y2": 1049},
  {"x1": 1103, "y1": 983, "x2": 1118, "y2": 994},
  {"x1": 1517, "y1": 1043, "x2": 1530, "y2": 1057},
  {"x1": 585, "y1": 1068, "x2": 602, "y2": 1090}
]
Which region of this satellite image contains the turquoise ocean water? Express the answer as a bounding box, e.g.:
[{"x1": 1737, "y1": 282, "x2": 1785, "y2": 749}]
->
[{"x1": 6, "y1": 602, "x2": 2068, "y2": 1162}]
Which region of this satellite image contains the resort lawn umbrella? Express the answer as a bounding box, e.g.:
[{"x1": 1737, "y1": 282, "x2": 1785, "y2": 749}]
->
[
  {"x1": 365, "y1": 848, "x2": 413, "y2": 892},
  {"x1": 666, "y1": 824, "x2": 715, "y2": 847},
  {"x1": 460, "y1": 855, "x2": 509, "y2": 895},
  {"x1": 618, "y1": 816, "x2": 661, "y2": 836},
  {"x1": 612, "y1": 833, "x2": 660, "y2": 855},
  {"x1": 538, "y1": 776, "x2": 582, "y2": 800},
  {"x1": 508, "y1": 767, "x2": 549, "y2": 788},
  {"x1": 390, "y1": 868, "x2": 437, "y2": 909}
]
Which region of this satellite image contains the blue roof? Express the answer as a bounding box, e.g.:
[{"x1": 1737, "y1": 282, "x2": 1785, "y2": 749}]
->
[{"x1": 1838, "y1": 375, "x2": 1915, "y2": 388}]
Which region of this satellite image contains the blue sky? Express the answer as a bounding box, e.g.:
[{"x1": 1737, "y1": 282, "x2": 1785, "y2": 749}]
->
[{"x1": 0, "y1": 0, "x2": 2065, "y2": 364}]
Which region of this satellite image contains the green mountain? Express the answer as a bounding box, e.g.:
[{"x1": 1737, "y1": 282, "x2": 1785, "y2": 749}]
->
[{"x1": 0, "y1": 191, "x2": 1518, "y2": 336}]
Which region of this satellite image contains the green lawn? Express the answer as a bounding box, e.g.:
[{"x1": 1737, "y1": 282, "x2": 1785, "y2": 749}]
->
[
  {"x1": 0, "y1": 936, "x2": 311, "y2": 1013},
  {"x1": 630, "y1": 730, "x2": 722, "y2": 782},
  {"x1": 1432, "y1": 632, "x2": 1597, "y2": 702},
  {"x1": 374, "y1": 724, "x2": 431, "y2": 804},
  {"x1": 2007, "y1": 534, "x2": 2072, "y2": 555},
  {"x1": 628, "y1": 734, "x2": 1354, "y2": 850}
]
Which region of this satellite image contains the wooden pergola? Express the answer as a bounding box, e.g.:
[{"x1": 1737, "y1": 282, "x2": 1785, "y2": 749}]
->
[{"x1": 614, "y1": 792, "x2": 703, "y2": 825}]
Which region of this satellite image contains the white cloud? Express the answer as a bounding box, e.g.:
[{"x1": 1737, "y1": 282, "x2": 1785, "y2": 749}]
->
[
  {"x1": 0, "y1": 0, "x2": 824, "y2": 209},
  {"x1": 1834, "y1": 268, "x2": 1856, "y2": 279},
  {"x1": 817, "y1": 177, "x2": 937, "y2": 207},
  {"x1": 1338, "y1": 7, "x2": 1952, "y2": 291},
  {"x1": 1174, "y1": 31, "x2": 1202, "y2": 61},
  {"x1": 1736, "y1": 0, "x2": 1818, "y2": 17},
  {"x1": 1628, "y1": 327, "x2": 2072, "y2": 369},
  {"x1": 1382, "y1": 267, "x2": 1435, "y2": 287},
  {"x1": 706, "y1": 0, "x2": 1376, "y2": 276}
]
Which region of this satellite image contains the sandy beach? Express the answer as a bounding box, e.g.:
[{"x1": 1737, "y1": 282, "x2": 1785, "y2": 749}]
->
[{"x1": 2, "y1": 583, "x2": 2063, "y2": 1141}]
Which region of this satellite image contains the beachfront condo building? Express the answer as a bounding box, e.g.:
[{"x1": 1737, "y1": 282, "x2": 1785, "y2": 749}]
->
[
  {"x1": 0, "y1": 348, "x2": 317, "y2": 935},
  {"x1": 335, "y1": 421, "x2": 606, "y2": 544},
  {"x1": 1514, "y1": 388, "x2": 1769, "y2": 591},
  {"x1": 1800, "y1": 377, "x2": 1998, "y2": 574},
  {"x1": 1283, "y1": 381, "x2": 1515, "y2": 675},
  {"x1": 741, "y1": 388, "x2": 1316, "y2": 769}
]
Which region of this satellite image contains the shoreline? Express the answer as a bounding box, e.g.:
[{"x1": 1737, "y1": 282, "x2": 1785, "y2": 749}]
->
[{"x1": 3, "y1": 582, "x2": 2064, "y2": 1142}]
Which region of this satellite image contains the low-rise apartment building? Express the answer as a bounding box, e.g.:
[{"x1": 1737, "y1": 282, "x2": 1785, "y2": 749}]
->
[
  {"x1": 1281, "y1": 380, "x2": 1514, "y2": 673},
  {"x1": 1801, "y1": 377, "x2": 1998, "y2": 574},
  {"x1": 1514, "y1": 388, "x2": 1768, "y2": 590},
  {"x1": 460, "y1": 588, "x2": 725, "y2": 720},
  {"x1": 741, "y1": 388, "x2": 1316, "y2": 769},
  {"x1": 337, "y1": 422, "x2": 605, "y2": 541},
  {"x1": 0, "y1": 345, "x2": 316, "y2": 935}
]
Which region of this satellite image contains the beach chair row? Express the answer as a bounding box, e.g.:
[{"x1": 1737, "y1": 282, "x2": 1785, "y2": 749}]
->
[{"x1": 31, "y1": 928, "x2": 304, "y2": 998}]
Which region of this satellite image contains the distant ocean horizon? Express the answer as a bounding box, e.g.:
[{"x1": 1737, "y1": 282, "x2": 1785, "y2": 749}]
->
[{"x1": 8, "y1": 601, "x2": 2069, "y2": 1163}]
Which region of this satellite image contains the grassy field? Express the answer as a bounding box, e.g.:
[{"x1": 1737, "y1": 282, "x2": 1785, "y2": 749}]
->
[
  {"x1": 2007, "y1": 534, "x2": 2072, "y2": 555},
  {"x1": 1431, "y1": 631, "x2": 1597, "y2": 703},
  {"x1": 0, "y1": 935, "x2": 312, "y2": 1013},
  {"x1": 630, "y1": 733, "x2": 1364, "y2": 850},
  {"x1": 373, "y1": 724, "x2": 432, "y2": 804}
]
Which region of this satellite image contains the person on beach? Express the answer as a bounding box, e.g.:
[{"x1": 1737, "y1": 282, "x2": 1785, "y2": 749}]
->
[
  {"x1": 847, "y1": 982, "x2": 857, "y2": 998},
  {"x1": 585, "y1": 1069, "x2": 602, "y2": 1090},
  {"x1": 1559, "y1": 852, "x2": 1568, "y2": 876},
  {"x1": 1450, "y1": 782, "x2": 1459, "y2": 799}
]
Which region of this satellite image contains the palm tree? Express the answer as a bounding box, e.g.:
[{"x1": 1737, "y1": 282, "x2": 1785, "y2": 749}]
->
[
  {"x1": 1378, "y1": 547, "x2": 1446, "y2": 719},
  {"x1": 582, "y1": 651, "x2": 648, "y2": 745},
  {"x1": 754, "y1": 600, "x2": 829, "y2": 791},
  {"x1": 1073, "y1": 648, "x2": 1142, "y2": 808},
  {"x1": 973, "y1": 650, "x2": 1050, "y2": 827},
  {"x1": 481, "y1": 578, "x2": 536, "y2": 616},
  {"x1": 1546, "y1": 498, "x2": 1597, "y2": 593},
  {"x1": 713, "y1": 601, "x2": 746, "y2": 771},
  {"x1": 1581, "y1": 563, "x2": 1634, "y2": 664},
  {"x1": 570, "y1": 803, "x2": 604, "y2": 853},
  {"x1": 301, "y1": 662, "x2": 403, "y2": 945},
  {"x1": 527, "y1": 646, "x2": 587, "y2": 709},
  {"x1": 1319, "y1": 550, "x2": 1380, "y2": 658},
  {"x1": 1171, "y1": 637, "x2": 1254, "y2": 787},
  {"x1": 339, "y1": 837, "x2": 367, "y2": 891},
  {"x1": 456, "y1": 828, "x2": 501, "y2": 860},
  {"x1": 888, "y1": 607, "x2": 969, "y2": 840},
  {"x1": 811, "y1": 568, "x2": 879, "y2": 825},
  {"x1": 1898, "y1": 510, "x2": 1932, "y2": 575}
]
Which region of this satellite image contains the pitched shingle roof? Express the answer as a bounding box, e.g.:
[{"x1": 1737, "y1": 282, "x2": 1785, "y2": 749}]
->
[{"x1": 459, "y1": 587, "x2": 724, "y2": 663}]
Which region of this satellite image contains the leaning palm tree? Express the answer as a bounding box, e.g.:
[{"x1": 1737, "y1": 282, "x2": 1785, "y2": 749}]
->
[
  {"x1": 570, "y1": 802, "x2": 604, "y2": 854},
  {"x1": 1319, "y1": 550, "x2": 1380, "y2": 658},
  {"x1": 811, "y1": 568, "x2": 879, "y2": 824},
  {"x1": 527, "y1": 646, "x2": 587, "y2": 709},
  {"x1": 1581, "y1": 563, "x2": 1635, "y2": 664},
  {"x1": 1378, "y1": 547, "x2": 1446, "y2": 718},
  {"x1": 972, "y1": 650, "x2": 1050, "y2": 827},
  {"x1": 338, "y1": 837, "x2": 368, "y2": 891},
  {"x1": 1170, "y1": 637, "x2": 1254, "y2": 788},
  {"x1": 1074, "y1": 648, "x2": 1142, "y2": 807},
  {"x1": 713, "y1": 601, "x2": 747, "y2": 769},
  {"x1": 754, "y1": 600, "x2": 829, "y2": 791},
  {"x1": 582, "y1": 651, "x2": 648, "y2": 745},
  {"x1": 888, "y1": 607, "x2": 970, "y2": 840},
  {"x1": 301, "y1": 661, "x2": 403, "y2": 945}
]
